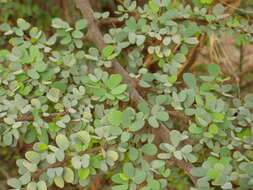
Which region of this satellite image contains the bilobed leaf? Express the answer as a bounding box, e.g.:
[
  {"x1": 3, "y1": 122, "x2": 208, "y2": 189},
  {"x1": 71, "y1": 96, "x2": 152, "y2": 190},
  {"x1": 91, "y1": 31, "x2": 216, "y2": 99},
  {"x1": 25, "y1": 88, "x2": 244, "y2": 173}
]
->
[
  {"x1": 27, "y1": 182, "x2": 37, "y2": 190},
  {"x1": 213, "y1": 3, "x2": 225, "y2": 16},
  {"x1": 183, "y1": 73, "x2": 197, "y2": 89},
  {"x1": 170, "y1": 130, "x2": 183, "y2": 147},
  {"x1": 185, "y1": 37, "x2": 199, "y2": 45},
  {"x1": 112, "y1": 184, "x2": 128, "y2": 190},
  {"x1": 208, "y1": 64, "x2": 220, "y2": 77},
  {"x1": 54, "y1": 176, "x2": 64, "y2": 188},
  {"x1": 128, "y1": 147, "x2": 139, "y2": 161},
  {"x1": 189, "y1": 123, "x2": 202, "y2": 134},
  {"x1": 52, "y1": 18, "x2": 70, "y2": 29},
  {"x1": 7, "y1": 178, "x2": 21, "y2": 189},
  {"x1": 111, "y1": 173, "x2": 129, "y2": 184},
  {"x1": 108, "y1": 110, "x2": 123, "y2": 126},
  {"x1": 25, "y1": 151, "x2": 40, "y2": 164},
  {"x1": 75, "y1": 19, "x2": 88, "y2": 30},
  {"x1": 63, "y1": 167, "x2": 74, "y2": 183},
  {"x1": 148, "y1": 116, "x2": 159, "y2": 128},
  {"x1": 136, "y1": 35, "x2": 146, "y2": 45},
  {"x1": 208, "y1": 124, "x2": 219, "y2": 134},
  {"x1": 148, "y1": 0, "x2": 159, "y2": 13},
  {"x1": 103, "y1": 45, "x2": 114, "y2": 58},
  {"x1": 56, "y1": 134, "x2": 70, "y2": 150},
  {"x1": 72, "y1": 30, "x2": 83, "y2": 39},
  {"x1": 17, "y1": 18, "x2": 31, "y2": 30},
  {"x1": 37, "y1": 181, "x2": 47, "y2": 190},
  {"x1": 107, "y1": 150, "x2": 119, "y2": 161},
  {"x1": 19, "y1": 173, "x2": 31, "y2": 185},
  {"x1": 123, "y1": 162, "x2": 135, "y2": 178},
  {"x1": 129, "y1": 120, "x2": 145, "y2": 132},
  {"x1": 142, "y1": 144, "x2": 157, "y2": 156},
  {"x1": 111, "y1": 84, "x2": 127, "y2": 95},
  {"x1": 106, "y1": 74, "x2": 123, "y2": 89},
  {"x1": 47, "y1": 88, "x2": 61, "y2": 103},
  {"x1": 148, "y1": 179, "x2": 160, "y2": 190},
  {"x1": 28, "y1": 69, "x2": 40, "y2": 79},
  {"x1": 78, "y1": 168, "x2": 90, "y2": 179}
]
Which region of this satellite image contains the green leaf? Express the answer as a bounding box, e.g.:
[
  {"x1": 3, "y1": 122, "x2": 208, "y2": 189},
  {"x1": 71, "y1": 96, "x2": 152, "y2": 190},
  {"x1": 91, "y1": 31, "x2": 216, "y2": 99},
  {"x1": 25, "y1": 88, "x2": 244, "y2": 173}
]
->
[
  {"x1": 183, "y1": 73, "x2": 197, "y2": 89},
  {"x1": 75, "y1": 19, "x2": 88, "y2": 30},
  {"x1": 37, "y1": 143, "x2": 48, "y2": 151},
  {"x1": 211, "y1": 113, "x2": 224, "y2": 122},
  {"x1": 25, "y1": 151, "x2": 40, "y2": 164},
  {"x1": 133, "y1": 169, "x2": 146, "y2": 184},
  {"x1": 72, "y1": 30, "x2": 84, "y2": 39},
  {"x1": 108, "y1": 110, "x2": 123, "y2": 126},
  {"x1": 111, "y1": 173, "x2": 129, "y2": 185},
  {"x1": 123, "y1": 162, "x2": 135, "y2": 178},
  {"x1": 37, "y1": 181, "x2": 47, "y2": 190},
  {"x1": 63, "y1": 167, "x2": 74, "y2": 183},
  {"x1": 170, "y1": 130, "x2": 183, "y2": 147},
  {"x1": 185, "y1": 37, "x2": 199, "y2": 45},
  {"x1": 136, "y1": 35, "x2": 146, "y2": 45},
  {"x1": 129, "y1": 120, "x2": 145, "y2": 132},
  {"x1": 148, "y1": 179, "x2": 160, "y2": 190},
  {"x1": 106, "y1": 74, "x2": 123, "y2": 89},
  {"x1": 245, "y1": 163, "x2": 253, "y2": 176},
  {"x1": 208, "y1": 124, "x2": 219, "y2": 134},
  {"x1": 148, "y1": 0, "x2": 160, "y2": 13},
  {"x1": 52, "y1": 18, "x2": 70, "y2": 29},
  {"x1": 24, "y1": 127, "x2": 36, "y2": 144},
  {"x1": 78, "y1": 168, "x2": 90, "y2": 179},
  {"x1": 190, "y1": 167, "x2": 206, "y2": 177},
  {"x1": 19, "y1": 173, "x2": 31, "y2": 185},
  {"x1": 200, "y1": 0, "x2": 213, "y2": 4},
  {"x1": 189, "y1": 123, "x2": 203, "y2": 134},
  {"x1": 54, "y1": 176, "x2": 64, "y2": 188},
  {"x1": 128, "y1": 147, "x2": 139, "y2": 161},
  {"x1": 17, "y1": 18, "x2": 31, "y2": 30},
  {"x1": 142, "y1": 144, "x2": 157, "y2": 156},
  {"x1": 112, "y1": 184, "x2": 128, "y2": 190},
  {"x1": 47, "y1": 88, "x2": 61, "y2": 103},
  {"x1": 28, "y1": 69, "x2": 40, "y2": 79},
  {"x1": 51, "y1": 81, "x2": 67, "y2": 93},
  {"x1": 107, "y1": 150, "x2": 119, "y2": 161},
  {"x1": 207, "y1": 168, "x2": 219, "y2": 179},
  {"x1": 103, "y1": 45, "x2": 114, "y2": 58},
  {"x1": 245, "y1": 94, "x2": 253, "y2": 108},
  {"x1": 27, "y1": 182, "x2": 37, "y2": 190},
  {"x1": 111, "y1": 84, "x2": 127, "y2": 95},
  {"x1": 148, "y1": 116, "x2": 159, "y2": 128},
  {"x1": 213, "y1": 4, "x2": 225, "y2": 16},
  {"x1": 33, "y1": 61, "x2": 48, "y2": 72},
  {"x1": 7, "y1": 178, "x2": 21, "y2": 188},
  {"x1": 56, "y1": 134, "x2": 70, "y2": 150},
  {"x1": 208, "y1": 64, "x2": 220, "y2": 77}
]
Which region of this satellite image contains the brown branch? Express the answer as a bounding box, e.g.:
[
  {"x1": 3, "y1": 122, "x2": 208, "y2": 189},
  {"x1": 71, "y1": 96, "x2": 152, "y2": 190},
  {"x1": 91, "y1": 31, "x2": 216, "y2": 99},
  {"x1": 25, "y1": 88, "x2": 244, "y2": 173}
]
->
[
  {"x1": 177, "y1": 34, "x2": 206, "y2": 80},
  {"x1": 0, "y1": 111, "x2": 68, "y2": 123},
  {"x1": 74, "y1": 0, "x2": 197, "y2": 185},
  {"x1": 99, "y1": 17, "x2": 122, "y2": 25},
  {"x1": 143, "y1": 54, "x2": 155, "y2": 68}
]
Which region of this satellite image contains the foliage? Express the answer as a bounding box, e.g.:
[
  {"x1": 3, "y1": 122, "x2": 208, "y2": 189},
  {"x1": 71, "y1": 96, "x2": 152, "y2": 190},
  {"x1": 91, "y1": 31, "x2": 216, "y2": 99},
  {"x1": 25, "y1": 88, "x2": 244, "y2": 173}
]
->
[{"x1": 0, "y1": 0, "x2": 253, "y2": 190}]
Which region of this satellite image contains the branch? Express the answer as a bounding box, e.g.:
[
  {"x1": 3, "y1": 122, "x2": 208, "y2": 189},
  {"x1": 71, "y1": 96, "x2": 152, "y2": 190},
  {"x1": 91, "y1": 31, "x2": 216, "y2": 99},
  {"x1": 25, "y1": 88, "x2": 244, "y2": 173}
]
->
[
  {"x1": 0, "y1": 111, "x2": 68, "y2": 123},
  {"x1": 74, "y1": 0, "x2": 196, "y2": 185},
  {"x1": 176, "y1": 34, "x2": 206, "y2": 80}
]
